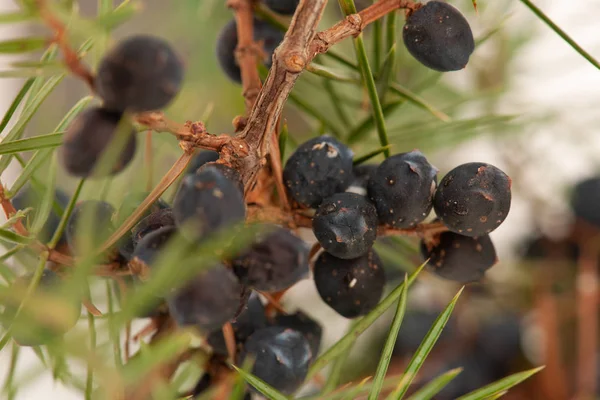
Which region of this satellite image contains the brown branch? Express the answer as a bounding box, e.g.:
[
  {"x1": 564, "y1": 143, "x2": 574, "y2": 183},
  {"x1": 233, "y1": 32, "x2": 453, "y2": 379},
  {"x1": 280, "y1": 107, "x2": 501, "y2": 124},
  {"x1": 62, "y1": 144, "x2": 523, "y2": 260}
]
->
[
  {"x1": 309, "y1": 0, "x2": 420, "y2": 59},
  {"x1": 36, "y1": 0, "x2": 95, "y2": 90},
  {"x1": 228, "y1": 0, "x2": 263, "y2": 112}
]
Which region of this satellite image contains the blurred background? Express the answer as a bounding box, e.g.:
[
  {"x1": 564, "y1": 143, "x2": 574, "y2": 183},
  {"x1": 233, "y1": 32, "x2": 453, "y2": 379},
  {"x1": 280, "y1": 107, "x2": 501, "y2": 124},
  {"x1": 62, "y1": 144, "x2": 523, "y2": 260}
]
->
[{"x1": 1, "y1": 0, "x2": 600, "y2": 398}]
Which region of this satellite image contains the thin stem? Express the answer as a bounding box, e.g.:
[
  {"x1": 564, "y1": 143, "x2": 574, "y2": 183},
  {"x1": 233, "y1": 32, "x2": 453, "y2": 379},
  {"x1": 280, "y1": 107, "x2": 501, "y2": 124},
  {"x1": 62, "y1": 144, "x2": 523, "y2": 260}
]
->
[{"x1": 520, "y1": 0, "x2": 600, "y2": 70}]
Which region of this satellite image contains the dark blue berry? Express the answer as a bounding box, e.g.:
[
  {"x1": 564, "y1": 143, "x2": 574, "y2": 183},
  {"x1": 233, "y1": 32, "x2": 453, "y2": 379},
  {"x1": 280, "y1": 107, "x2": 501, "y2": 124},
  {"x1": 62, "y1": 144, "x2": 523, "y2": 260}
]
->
[
  {"x1": 313, "y1": 192, "x2": 378, "y2": 259},
  {"x1": 66, "y1": 200, "x2": 115, "y2": 254},
  {"x1": 131, "y1": 208, "x2": 175, "y2": 246},
  {"x1": 113, "y1": 191, "x2": 169, "y2": 227},
  {"x1": 232, "y1": 225, "x2": 309, "y2": 292},
  {"x1": 113, "y1": 276, "x2": 168, "y2": 318},
  {"x1": 420, "y1": 231, "x2": 497, "y2": 283},
  {"x1": 264, "y1": 0, "x2": 299, "y2": 15},
  {"x1": 216, "y1": 18, "x2": 284, "y2": 83},
  {"x1": 403, "y1": 1, "x2": 475, "y2": 72},
  {"x1": 571, "y1": 177, "x2": 600, "y2": 228},
  {"x1": 186, "y1": 150, "x2": 220, "y2": 175},
  {"x1": 433, "y1": 162, "x2": 511, "y2": 236},
  {"x1": 3, "y1": 270, "x2": 79, "y2": 346},
  {"x1": 283, "y1": 135, "x2": 354, "y2": 208},
  {"x1": 96, "y1": 35, "x2": 183, "y2": 112},
  {"x1": 173, "y1": 165, "x2": 246, "y2": 241},
  {"x1": 367, "y1": 151, "x2": 437, "y2": 228},
  {"x1": 197, "y1": 162, "x2": 244, "y2": 195},
  {"x1": 167, "y1": 265, "x2": 242, "y2": 332},
  {"x1": 272, "y1": 311, "x2": 322, "y2": 357},
  {"x1": 242, "y1": 326, "x2": 312, "y2": 395},
  {"x1": 12, "y1": 185, "x2": 69, "y2": 244},
  {"x1": 131, "y1": 225, "x2": 177, "y2": 268},
  {"x1": 207, "y1": 292, "x2": 267, "y2": 356},
  {"x1": 59, "y1": 107, "x2": 137, "y2": 177},
  {"x1": 347, "y1": 164, "x2": 378, "y2": 196},
  {"x1": 313, "y1": 249, "x2": 385, "y2": 318}
]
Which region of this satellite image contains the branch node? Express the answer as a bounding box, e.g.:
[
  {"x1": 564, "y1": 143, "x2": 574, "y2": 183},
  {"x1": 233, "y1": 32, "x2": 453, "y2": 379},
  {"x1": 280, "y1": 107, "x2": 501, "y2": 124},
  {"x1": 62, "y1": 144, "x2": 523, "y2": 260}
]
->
[{"x1": 284, "y1": 53, "x2": 307, "y2": 73}]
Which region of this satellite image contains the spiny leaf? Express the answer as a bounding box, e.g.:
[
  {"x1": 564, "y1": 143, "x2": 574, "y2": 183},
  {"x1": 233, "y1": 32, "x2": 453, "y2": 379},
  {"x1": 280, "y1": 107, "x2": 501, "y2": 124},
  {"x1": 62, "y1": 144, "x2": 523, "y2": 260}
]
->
[
  {"x1": 0, "y1": 133, "x2": 63, "y2": 156},
  {"x1": 386, "y1": 287, "x2": 465, "y2": 399},
  {"x1": 347, "y1": 101, "x2": 403, "y2": 144},
  {"x1": 368, "y1": 274, "x2": 409, "y2": 400},
  {"x1": 306, "y1": 63, "x2": 359, "y2": 83},
  {"x1": 0, "y1": 37, "x2": 46, "y2": 53},
  {"x1": 389, "y1": 82, "x2": 451, "y2": 122},
  {"x1": 456, "y1": 366, "x2": 545, "y2": 400},
  {"x1": 231, "y1": 365, "x2": 289, "y2": 400},
  {"x1": 279, "y1": 121, "x2": 289, "y2": 162},
  {"x1": 308, "y1": 262, "x2": 425, "y2": 379},
  {"x1": 519, "y1": 0, "x2": 600, "y2": 70},
  {"x1": 29, "y1": 155, "x2": 57, "y2": 236},
  {"x1": 353, "y1": 145, "x2": 393, "y2": 165},
  {"x1": 339, "y1": 0, "x2": 390, "y2": 157},
  {"x1": 406, "y1": 368, "x2": 463, "y2": 400},
  {"x1": 0, "y1": 11, "x2": 36, "y2": 24},
  {"x1": 0, "y1": 228, "x2": 32, "y2": 245}
]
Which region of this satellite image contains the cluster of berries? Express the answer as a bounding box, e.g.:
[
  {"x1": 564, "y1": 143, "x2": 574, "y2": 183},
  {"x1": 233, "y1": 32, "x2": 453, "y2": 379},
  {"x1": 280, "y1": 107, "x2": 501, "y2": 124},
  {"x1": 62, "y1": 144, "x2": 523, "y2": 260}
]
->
[{"x1": 60, "y1": 35, "x2": 183, "y2": 177}]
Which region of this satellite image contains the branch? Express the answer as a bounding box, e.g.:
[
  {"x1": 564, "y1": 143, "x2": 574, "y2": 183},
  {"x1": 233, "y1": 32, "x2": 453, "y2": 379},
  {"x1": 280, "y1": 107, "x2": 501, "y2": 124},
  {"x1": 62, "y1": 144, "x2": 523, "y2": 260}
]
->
[{"x1": 228, "y1": 0, "x2": 263, "y2": 113}]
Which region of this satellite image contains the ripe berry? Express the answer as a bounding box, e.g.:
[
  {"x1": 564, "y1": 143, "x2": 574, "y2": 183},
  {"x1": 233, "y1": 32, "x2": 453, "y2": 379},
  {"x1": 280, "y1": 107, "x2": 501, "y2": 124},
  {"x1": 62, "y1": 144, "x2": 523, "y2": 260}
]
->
[
  {"x1": 114, "y1": 276, "x2": 168, "y2": 318},
  {"x1": 232, "y1": 225, "x2": 309, "y2": 292},
  {"x1": 571, "y1": 177, "x2": 600, "y2": 228},
  {"x1": 96, "y1": 35, "x2": 183, "y2": 112},
  {"x1": 264, "y1": 0, "x2": 299, "y2": 15},
  {"x1": 420, "y1": 231, "x2": 497, "y2": 283},
  {"x1": 216, "y1": 18, "x2": 284, "y2": 83},
  {"x1": 242, "y1": 326, "x2": 312, "y2": 395},
  {"x1": 173, "y1": 165, "x2": 245, "y2": 241},
  {"x1": 367, "y1": 150, "x2": 437, "y2": 228},
  {"x1": 313, "y1": 192, "x2": 378, "y2": 259},
  {"x1": 66, "y1": 200, "x2": 115, "y2": 254},
  {"x1": 186, "y1": 150, "x2": 220, "y2": 175},
  {"x1": 272, "y1": 311, "x2": 322, "y2": 356},
  {"x1": 59, "y1": 107, "x2": 137, "y2": 177},
  {"x1": 131, "y1": 208, "x2": 175, "y2": 246},
  {"x1": 3, "y1": 269, "x2": 79, "y2": 346},
  {"x1": 207, "y1": 292, "x2": 267, "y2": 355},
  {"x1": 313, "y1": 249, "x2": 385, "y2": 318},
  {"x1": 197, "y1": 162, "x2": 244, "y2": 195},
  {"x1": 113, "y1": 192, "x2": 169, "y2": 226},
  {"x1": 433, "y1": 162, "x2": 511, "y2": 236},
  {"x1": 167, "y1": 265, "x2": 242, "y2": 332},
  {"x1": 347, "y1": 164, "x2": 378, "y2": 196},
  {"x1": 131, "y1": 225, "x2": 177, "y2": 268},
  {"x1": 283, "y1": 135, "x2": 354, "y2": 208},
  {"x1": 12, "y1": 185, "x2": 69, "y2": 243},
  {"x1": 403, "y1": 1, "x2": 475, "y2": 72}
]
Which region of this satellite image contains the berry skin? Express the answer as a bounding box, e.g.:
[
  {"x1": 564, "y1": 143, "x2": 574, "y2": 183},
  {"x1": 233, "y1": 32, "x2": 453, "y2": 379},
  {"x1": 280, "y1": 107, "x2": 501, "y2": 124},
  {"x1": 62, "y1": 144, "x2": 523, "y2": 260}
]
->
[
  {"x1": 66, "y1": 200, "x2": 115, "y2": 254},
  {"x1": 433, "y1": 162, "x2": 511, "y2": 236},
  {"x1": 113, "y1": 192, "x2": 169, "y2": 226},
  {"x1": 264, "y1": 0, "x2": 299, "y2": 15},
  {"x1": 197, "y1": 162, "x2": 245, "y2": 195},
  {"x1": 347, "y1": 164, "x2": 378, "y2": 196},
  {"x1": 367, "y1": 151, "x2": 437, "y2": 228},
  {"x1": 232, "y1": 225, "x2": 309, "y2": 292},
  {"x1": 131, "y1": 208, "x2": 175, "y2": 246},
  {"x1": 402, "y1": 1, "x2": 475, "y2": 72},
  {"x1": 186, "y1": 150, "x2": 220, "y2": 175},
  {"x1": 207, "y1": 292, "x2": 267, "y2": 356},
  {"x1": 131, "y1": 225, "x2": 177, "y2": 268},
  {"x1": 313, "y1": 192, "x2": 378, "y2": 259},
  {"x1": 571, "y1": 177, "x2": 600, "y2": 228},
  {"x1": 272, "y1": 311, "x2": 322, "y2": 357},
  {"x1": 59, "y1": 107, "x2": 137, "y2": 177},
  {"x1": 242, "y1": 326, "x2": 312, "y2": 395},
  {"x1": 173, "y1": 165, "x2": 246, "y2": 241},
  {"x1": 3, "y1": 270, "x2": 79, "y2": 346},
  {"x1": 216, "y1": 18, "x2": 284, "y2": 83},
  {"x1": 12, "y1": 185, "x2": 69, "y2": 243},
  {"x1": 313, "y1": 249, "x2": 385, "y2": 318},
  {"x1": 96, "y1": 35, "x2": 183, "y2": 112},
  {"x1": 167, "y1": 265, "x2": 242, "y2": 332},
  {"x1": 283, "y1": 135, "x2": 354, "y2": 208},
  {"x1": 420, "y1": 231, "x2": 497, "y2": 283}
]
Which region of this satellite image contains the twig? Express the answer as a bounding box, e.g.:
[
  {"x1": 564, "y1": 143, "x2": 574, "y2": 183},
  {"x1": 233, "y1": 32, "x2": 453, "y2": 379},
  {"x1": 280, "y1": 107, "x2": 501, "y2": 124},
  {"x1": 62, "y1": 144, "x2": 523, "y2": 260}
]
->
[
  {"x1": 228, "y1": 0, "x2": 263, "y2": 111},
  {"x1": 36, "y1": 0, "x2": 95, "y2": 90},
  {"x1": 222, "y1": 323, "x2": 237, "y2": 362}
]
